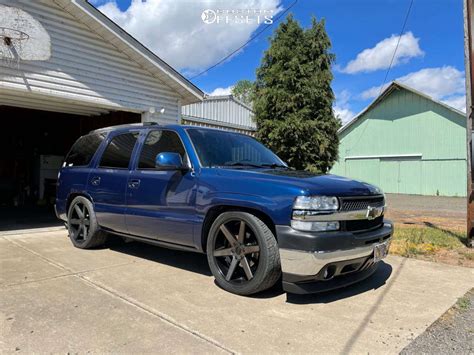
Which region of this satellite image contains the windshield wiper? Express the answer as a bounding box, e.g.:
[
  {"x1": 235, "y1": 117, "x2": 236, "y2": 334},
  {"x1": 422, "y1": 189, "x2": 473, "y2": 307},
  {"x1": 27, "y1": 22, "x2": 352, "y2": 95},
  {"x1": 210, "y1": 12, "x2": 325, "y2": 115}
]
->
[
  {"x1": 222, "y1": 162, "x2": 264, "y2": 168},
  {"x1": 260, "y1": 163, "x2": 290, "y2": 169}
]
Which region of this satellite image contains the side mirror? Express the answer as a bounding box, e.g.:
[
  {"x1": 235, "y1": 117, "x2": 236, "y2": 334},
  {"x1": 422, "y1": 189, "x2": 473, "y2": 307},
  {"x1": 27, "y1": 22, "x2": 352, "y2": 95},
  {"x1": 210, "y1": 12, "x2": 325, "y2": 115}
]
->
[{"x1": 155, "y1": 152, "x2": 186, "y2": 170}]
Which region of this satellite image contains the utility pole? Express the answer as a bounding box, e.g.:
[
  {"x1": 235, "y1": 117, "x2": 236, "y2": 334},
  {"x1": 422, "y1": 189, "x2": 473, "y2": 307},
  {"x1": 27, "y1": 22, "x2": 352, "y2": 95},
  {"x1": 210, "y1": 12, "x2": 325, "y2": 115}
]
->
[{"x1": 464, "y1": 0, "x2": 474, "y2": 247}]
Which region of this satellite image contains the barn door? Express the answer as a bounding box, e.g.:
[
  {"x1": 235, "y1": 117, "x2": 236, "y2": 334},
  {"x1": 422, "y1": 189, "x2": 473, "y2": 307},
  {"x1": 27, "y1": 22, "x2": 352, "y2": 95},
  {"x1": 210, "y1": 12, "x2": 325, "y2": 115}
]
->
[
  {"x1": 380, "y1": 158, "x2": 422, "y2": 195},
  {"x1": 380, "y1": 159, "x2": 399, "y2": 193},
  {"x1": 398, "y1": 159, "x2": 422, "y2": 194},
  {"x1": 345, "y1": 158, "x2": 380, "y2": 187}
]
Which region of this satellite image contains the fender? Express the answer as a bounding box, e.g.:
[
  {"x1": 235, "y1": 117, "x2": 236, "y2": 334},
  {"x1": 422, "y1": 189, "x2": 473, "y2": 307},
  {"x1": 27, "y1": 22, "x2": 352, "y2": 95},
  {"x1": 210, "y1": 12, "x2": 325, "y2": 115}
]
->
[
  {"x1": 194, "y1": 191, "x2": 293, "y2": 250},
  {"x1": 200, "y1": 192, "x2": 280, "y2": 222}
]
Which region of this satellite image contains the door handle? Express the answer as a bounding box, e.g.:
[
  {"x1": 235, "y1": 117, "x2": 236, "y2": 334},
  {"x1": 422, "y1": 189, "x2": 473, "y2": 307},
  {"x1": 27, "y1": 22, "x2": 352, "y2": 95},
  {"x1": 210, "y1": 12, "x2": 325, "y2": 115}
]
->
[
  {"x1": 91, "y1": 176, "x2": 101, "y2": 186},
  {"x1": 128, "y1": 179, "x2": 141, "y2": 189}
]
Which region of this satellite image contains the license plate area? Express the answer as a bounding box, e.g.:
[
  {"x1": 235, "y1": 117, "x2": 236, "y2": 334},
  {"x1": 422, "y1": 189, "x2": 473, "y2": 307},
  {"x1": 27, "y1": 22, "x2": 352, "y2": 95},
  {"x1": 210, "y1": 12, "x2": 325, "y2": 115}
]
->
[{"x1": 373, "y1": 240, "x2": 390, "y2": 263}]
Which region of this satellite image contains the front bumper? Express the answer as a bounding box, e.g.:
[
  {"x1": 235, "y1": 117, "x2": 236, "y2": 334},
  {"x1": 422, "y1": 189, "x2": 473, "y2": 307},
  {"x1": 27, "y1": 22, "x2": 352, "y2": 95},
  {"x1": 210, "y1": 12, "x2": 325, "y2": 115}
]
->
[{"x1": 277, "y1": 221, "x2": 393, "y2": 294}]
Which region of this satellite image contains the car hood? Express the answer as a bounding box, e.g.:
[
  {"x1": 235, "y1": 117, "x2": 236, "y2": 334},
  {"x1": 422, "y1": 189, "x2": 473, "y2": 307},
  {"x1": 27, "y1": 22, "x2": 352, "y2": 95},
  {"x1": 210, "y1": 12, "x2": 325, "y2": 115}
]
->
[{"x1": 212, "y1": 168, "x2": 382, "y2": 197}]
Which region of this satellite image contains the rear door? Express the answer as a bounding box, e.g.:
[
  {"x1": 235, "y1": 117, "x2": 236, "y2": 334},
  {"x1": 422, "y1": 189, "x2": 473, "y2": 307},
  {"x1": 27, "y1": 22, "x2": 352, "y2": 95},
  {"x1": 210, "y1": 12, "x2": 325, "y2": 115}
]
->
[
  {"x1": 88, "y1": 131, "x2": 139, "y2": 234},
  {"x1": 125, "y1": 129, "x2": 197, "y2": 247}
]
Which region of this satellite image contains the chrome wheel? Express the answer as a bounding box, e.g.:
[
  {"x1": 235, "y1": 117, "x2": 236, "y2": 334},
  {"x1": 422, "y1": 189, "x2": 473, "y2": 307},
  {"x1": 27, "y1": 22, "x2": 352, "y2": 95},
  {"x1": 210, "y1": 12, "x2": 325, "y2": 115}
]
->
[
  {"x1": 68, "y1": 201, "x2": 90, "y2": 242},
  {"x1": 212, "y1": 219, "x2": 261, "y2": 283}
]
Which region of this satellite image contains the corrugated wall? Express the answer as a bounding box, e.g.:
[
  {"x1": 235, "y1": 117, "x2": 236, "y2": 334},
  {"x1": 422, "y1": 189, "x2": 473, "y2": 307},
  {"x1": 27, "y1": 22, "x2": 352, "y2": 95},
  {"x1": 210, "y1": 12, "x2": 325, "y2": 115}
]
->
[
  {"x1": 331, "y1": 89, "x2": 467, "y2": 197},
  {"x1": 0, "y1": 0, "x2": 180, "y2": 123},
  {"x1": 182, "y1": 96, "x2": 256, "y2": 132}
]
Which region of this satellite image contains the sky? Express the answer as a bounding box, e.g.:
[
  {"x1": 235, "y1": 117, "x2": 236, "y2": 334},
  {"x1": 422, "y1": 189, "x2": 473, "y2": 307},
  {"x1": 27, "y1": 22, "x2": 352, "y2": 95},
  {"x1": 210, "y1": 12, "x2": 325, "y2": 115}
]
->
[{"x1": 90, "y1": 0, "x2": 466, "y2": 123}]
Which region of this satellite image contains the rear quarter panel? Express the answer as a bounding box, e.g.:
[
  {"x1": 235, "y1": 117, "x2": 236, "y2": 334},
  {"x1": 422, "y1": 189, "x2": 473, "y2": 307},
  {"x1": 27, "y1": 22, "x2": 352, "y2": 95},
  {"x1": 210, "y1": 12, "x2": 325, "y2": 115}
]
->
[{"x1": 56, "y1": 167, "x2": 92, "y2": 220}]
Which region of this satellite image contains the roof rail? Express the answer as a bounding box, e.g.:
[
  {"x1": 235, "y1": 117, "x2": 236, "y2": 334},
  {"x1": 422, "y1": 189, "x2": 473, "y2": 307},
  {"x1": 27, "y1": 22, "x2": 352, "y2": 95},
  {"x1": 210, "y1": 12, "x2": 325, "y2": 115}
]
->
[{"x1": 88, "y1": 122, "x2": 159, "y2": 134}]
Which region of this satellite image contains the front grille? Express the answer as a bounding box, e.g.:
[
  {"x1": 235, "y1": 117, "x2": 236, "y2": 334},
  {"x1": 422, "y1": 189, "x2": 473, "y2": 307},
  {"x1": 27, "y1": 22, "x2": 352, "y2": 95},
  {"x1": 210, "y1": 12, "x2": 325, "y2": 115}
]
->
[
  {"x1": 345, "y1": 215, "x2": 383, "y2": 232},
  {"x1": 340, "y1": 196, "x2": 384, "y2": 211}
]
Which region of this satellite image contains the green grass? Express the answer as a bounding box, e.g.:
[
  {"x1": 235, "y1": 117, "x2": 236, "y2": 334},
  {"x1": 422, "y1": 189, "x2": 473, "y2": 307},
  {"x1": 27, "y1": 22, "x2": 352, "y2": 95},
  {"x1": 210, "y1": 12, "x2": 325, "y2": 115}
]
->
[
  {"x1": 455, "y1": 294, "x2": 471, "y2": 312},
  {"x1": 391, "y1": 226, "x2": 467, "y2": 257}
]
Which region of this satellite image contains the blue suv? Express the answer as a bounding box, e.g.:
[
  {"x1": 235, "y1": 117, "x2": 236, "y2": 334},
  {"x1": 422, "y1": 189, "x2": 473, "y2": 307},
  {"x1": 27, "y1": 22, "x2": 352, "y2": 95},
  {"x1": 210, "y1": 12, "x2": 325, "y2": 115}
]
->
[{"x1": 56, "y1": 123, "x2": 393, "y2": 295}]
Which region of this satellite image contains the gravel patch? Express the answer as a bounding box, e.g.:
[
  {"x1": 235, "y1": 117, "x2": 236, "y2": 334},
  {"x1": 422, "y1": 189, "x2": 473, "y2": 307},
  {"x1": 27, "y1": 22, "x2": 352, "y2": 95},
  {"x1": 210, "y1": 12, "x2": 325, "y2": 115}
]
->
[
  {"x1": 386, "y1": 194, "x2": 466, "y2": 216},
  {"x1": 401, "y1": 289, "x2": 474, "y2": 355}
]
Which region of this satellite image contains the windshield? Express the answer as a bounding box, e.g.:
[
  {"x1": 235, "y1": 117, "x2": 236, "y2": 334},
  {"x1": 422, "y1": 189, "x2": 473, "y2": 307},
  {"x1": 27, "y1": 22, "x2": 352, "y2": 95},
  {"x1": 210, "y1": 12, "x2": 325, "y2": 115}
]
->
[{"x1": 187, "y1": 128, "x2": 287, "y2": 168}]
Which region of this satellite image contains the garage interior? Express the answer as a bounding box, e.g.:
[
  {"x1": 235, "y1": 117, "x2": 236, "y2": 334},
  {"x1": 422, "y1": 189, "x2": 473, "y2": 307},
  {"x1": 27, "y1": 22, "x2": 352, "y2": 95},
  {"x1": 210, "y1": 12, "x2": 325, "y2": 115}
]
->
[{"x1": 0, "y1": 105, "x2": 140, "y2": 231}]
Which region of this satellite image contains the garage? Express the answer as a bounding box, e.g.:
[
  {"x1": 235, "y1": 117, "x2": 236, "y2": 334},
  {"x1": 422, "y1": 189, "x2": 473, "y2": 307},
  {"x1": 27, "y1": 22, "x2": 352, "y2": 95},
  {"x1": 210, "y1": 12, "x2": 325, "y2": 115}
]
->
[
  {"x1": 332, "y1": 82, "x2": 467, "y2": 197},
  {"x1": 0, "y1": 0, "x2": 203, "y2": 230}
]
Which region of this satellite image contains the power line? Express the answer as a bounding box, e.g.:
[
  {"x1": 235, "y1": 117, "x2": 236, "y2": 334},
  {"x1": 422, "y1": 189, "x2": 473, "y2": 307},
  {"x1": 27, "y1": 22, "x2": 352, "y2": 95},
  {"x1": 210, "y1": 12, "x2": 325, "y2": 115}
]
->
[
  {"x1": 379, "y1": 0, "x2": 415, "y2": 95},
  {"x1": 189, "y1": 0, "x2": 298, "y2": 80},
  {"x1": 347, "y1": 0, "x2": 414, "y2": 153}
]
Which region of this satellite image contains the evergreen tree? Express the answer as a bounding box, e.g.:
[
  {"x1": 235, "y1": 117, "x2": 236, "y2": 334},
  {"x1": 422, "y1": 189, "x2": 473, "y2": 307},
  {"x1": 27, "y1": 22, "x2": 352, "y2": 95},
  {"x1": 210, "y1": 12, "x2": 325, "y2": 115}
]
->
[
  {"x1": 254, "y1": 15, "x2": 341, "y2": 172},
  {"x1": 231, "y1": 80, "x2": 255, "y2": 107}
]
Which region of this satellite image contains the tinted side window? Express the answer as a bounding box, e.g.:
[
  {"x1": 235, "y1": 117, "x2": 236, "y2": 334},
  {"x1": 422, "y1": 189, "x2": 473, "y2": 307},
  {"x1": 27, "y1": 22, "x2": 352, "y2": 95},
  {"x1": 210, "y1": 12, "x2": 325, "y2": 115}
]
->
[
  {"x1": 65, "y1": 133, "x2": 105, "y2": 167},
  {"x1": 99, "y1": 132, "x2": 139, "y2": 169},
  {"x1": 138, "y1": 130, "x2": 186, "y2": 169}
]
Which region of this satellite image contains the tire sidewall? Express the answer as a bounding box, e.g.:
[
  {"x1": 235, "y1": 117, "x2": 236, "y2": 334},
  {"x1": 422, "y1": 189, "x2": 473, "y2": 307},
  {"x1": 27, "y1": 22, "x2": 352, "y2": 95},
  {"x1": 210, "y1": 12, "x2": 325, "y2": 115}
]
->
[
  {"x1": 67, "y1": 196, "x2": 99, "y2": 249},
  {"x1": 206, "y1": 211, "x2": 275, "y2": 295}
]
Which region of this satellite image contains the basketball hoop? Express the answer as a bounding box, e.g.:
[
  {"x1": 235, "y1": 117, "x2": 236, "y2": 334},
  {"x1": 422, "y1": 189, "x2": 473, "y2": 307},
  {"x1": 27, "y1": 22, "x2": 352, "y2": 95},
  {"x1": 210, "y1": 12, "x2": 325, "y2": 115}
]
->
[
  {"x1": 0, "y1": 5, "x2": 51, "y2": 69},
  {"x1": 0, "y1": 27, "x2": 29, "y2": 68}
]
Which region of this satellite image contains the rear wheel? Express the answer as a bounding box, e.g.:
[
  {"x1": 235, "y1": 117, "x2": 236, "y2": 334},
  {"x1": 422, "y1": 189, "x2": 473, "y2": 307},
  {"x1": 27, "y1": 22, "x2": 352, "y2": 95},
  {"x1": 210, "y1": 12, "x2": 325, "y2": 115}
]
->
[
  {"x1": 206, "y1": 212, "x2": 281, "y2": 295},
  {"x1": 67, "y1": 196, "x2": 107, "y2": 249}
]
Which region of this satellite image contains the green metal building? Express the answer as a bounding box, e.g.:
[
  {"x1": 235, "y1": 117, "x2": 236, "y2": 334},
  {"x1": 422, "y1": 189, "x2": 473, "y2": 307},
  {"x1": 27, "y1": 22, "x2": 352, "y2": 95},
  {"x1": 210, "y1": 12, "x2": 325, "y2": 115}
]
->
[{"x1": 331, "y1": 82, "x2": 467, "y2": 197}]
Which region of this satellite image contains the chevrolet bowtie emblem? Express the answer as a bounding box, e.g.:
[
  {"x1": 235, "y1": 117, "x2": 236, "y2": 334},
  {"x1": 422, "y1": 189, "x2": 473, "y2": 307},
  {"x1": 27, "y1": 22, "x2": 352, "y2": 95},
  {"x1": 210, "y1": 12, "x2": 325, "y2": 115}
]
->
[{"x1": 366, "y1": 206, "x2": 383, "y2": 220}]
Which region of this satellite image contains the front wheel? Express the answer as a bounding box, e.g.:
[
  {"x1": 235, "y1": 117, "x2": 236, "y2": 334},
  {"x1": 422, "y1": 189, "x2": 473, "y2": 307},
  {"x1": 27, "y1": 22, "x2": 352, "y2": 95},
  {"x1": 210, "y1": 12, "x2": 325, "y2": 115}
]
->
[{"x1": 206, "y1": 212, "x2": 281, "y2": 295}]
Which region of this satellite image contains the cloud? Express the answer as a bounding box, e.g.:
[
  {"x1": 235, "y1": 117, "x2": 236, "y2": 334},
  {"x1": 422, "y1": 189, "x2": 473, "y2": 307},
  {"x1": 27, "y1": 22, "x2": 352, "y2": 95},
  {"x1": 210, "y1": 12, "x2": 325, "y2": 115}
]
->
[
  {"x1": 359, "y1": 85, "x2": 386, "y2": 100},
  {"x1": 97, "y1": 0, "x2": 281, "y2": 72},
  {"x1": 334, "y1": 106, "x2": 355, "y2": 123},
  {"x1": 333, "y1": 89, "x2": 355, "y2": 123},
  {"x1": 360, "y1": 66, "x2": 466, "y2": 102},
  {"x1": 208, "y1": 86, "x2": 234, "y2": 96},
  {"x1": 342, "y1": 32, "x2": 424, "y2": 74},
  {"x1": 441, "y1": 95, "x2": 466, "y2": 112}
]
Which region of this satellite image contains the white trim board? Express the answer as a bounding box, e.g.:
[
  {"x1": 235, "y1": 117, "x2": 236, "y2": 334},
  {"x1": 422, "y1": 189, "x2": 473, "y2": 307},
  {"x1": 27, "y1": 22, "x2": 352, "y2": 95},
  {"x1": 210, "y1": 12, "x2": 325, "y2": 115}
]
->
[{"x1": 345, "y1": 154, "x2": 423, "y2": 160}]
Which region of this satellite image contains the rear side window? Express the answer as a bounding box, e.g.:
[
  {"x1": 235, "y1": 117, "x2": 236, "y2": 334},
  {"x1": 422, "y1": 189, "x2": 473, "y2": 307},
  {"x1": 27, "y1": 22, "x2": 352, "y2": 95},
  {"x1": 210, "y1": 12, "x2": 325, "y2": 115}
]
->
[
  {"x1": 99, "y1": 132, "x2": 139, "y2": 169},
  {"x1": 138, "y1": 130, "x2": 186, "y2": 169},
  {"x1": 65, "y1": 133, "x2": 105, "y2": 167}
]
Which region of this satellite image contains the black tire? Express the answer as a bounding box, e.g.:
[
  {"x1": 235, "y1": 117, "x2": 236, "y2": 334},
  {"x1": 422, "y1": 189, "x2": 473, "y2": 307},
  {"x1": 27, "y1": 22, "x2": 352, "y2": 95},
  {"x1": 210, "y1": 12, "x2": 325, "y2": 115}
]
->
[
  {"x1": 67, "y1": 196, "x2": 107, "y2": 249},
  {"x1": 206, "y1": 211, "x2": 281, "y2": 295}
]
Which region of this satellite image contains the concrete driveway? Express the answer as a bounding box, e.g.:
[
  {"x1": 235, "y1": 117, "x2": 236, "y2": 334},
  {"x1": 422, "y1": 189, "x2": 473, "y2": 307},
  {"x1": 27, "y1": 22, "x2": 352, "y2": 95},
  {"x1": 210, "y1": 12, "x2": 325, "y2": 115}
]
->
[{"x1": 1, "y1": 229, "x2": 473, "y2": 354}]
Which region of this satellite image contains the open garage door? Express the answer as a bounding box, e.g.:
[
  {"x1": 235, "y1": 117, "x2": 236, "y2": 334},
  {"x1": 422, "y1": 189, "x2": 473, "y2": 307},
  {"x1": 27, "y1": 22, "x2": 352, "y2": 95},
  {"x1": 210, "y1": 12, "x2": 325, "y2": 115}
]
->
[{"x1": 0, "y1": 106, "x2": 140, "y2": 231}]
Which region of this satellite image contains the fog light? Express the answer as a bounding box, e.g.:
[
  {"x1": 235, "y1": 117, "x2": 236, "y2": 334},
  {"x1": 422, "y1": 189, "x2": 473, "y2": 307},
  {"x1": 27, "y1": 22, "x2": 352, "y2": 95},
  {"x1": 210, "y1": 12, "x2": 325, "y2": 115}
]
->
[{"x1": 291, "y1": 220, "x2": 340, "y2": 232}]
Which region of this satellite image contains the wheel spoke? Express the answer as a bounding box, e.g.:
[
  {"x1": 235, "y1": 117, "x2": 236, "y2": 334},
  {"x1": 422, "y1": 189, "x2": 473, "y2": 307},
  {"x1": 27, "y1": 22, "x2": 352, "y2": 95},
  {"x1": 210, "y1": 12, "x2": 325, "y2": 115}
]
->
[
  {"x1": 225, "y1": 257, "x2": 238, "y2": 281},
  {"x1": 243, "y1": 245, "x2": 260, "y2": 254},
  {"x1": 72, "y1": 227, "x2": 80, "y2": 240},
  {"x1": 83, "y1": 219, "x2": 90, "y2": 226},
  {"x1": 74, "y1": 204, "x2": 84, "y2": 218},
  {"x1": 214, "y1": 248, "x2": 233, "y2": 257},
  {"x1": 82, "y1": 224, "x2": 88, "y2": 239},
  {"x1": 237, "y1": 221, "x2": 246, "y2": 243},
  {"x1": 240, "y1": 257, "x2": 253, "y2": 280},
  {"x1": 69, "y1": 219, "x2": 81, "y2": 225},
  {"x1": 220, "y1": 224, "x2": 237, "y2": 247}
]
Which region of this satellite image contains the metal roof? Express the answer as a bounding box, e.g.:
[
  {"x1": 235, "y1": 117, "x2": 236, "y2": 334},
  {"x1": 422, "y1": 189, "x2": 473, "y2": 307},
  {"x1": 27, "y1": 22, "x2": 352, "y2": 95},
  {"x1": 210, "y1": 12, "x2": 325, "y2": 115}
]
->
[{"x1": 339, "y1": 81, "x2": 465, "y2": 134}]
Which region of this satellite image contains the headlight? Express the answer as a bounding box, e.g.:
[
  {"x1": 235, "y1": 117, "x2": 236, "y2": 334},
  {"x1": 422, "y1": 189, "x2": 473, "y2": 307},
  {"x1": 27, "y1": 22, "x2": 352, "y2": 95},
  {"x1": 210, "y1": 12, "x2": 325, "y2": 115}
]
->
[{"x1": 293, "y1": 196, "x2": 339, "y2": 211}]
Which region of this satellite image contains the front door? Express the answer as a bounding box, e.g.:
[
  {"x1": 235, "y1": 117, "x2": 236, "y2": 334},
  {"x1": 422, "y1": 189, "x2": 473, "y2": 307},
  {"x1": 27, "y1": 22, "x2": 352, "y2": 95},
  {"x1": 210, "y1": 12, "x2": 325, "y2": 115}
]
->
[
  {"x1": 88, "y1": 131, "x2": 139, "y2": 234},
  {"x1": 125, "y1": 130, "x2": 197, "y2": 247}
]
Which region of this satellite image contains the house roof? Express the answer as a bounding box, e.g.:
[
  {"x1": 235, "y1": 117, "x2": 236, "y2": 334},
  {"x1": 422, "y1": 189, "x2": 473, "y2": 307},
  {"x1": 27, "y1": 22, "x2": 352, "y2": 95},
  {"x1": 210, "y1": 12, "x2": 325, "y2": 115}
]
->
[
  {"x1": 338, "y1": 81, "x2": 465, "y2": 134},
  {"x1": 53, "y1": 0, "x2": 204, "y2": 105}
]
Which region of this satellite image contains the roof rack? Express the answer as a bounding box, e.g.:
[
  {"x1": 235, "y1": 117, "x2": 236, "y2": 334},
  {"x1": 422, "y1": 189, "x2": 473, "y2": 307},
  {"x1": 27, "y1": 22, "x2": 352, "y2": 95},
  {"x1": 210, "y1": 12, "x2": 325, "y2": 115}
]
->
[{"x1": 88, "y1": 122, "x2": 159, "y2": 134}]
